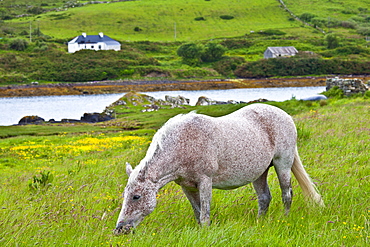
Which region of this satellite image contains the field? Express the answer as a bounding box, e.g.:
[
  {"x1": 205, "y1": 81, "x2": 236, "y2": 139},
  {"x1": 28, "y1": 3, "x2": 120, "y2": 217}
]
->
[
  {"x1": 0, "y1": 94, "x2": 369, "y2": 246},
  {"x1": 2, "y1": 0, "x2": 318, "y2": 41}
]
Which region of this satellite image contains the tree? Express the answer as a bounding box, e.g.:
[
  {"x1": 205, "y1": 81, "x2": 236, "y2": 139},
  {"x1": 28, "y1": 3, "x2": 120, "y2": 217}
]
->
[
  {"x1": 201, "y1": 42, "x2": 226, "y2": 62},
  {"x1": 177, "y1": 43, "x2": 204, "y2": 66}
]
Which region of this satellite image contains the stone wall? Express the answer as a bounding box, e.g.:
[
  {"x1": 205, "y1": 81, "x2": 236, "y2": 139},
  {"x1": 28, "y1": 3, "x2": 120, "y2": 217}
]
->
[{"x1": 326, "y1": 78, "x2": 369, "y2": 96}]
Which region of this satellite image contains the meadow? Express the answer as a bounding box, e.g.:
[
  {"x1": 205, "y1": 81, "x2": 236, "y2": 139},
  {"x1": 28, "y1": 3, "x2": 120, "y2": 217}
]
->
[
  {"x1": 0, "y1": 93, "x2": 369, "y2": 246},
  {"x1": 7, "y1": 0, "x2": 302, "y2": 41}
]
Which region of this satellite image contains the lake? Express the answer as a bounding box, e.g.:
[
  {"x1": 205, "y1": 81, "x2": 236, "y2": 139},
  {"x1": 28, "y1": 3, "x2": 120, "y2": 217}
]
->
[{"x1": 0, "y1": 86, "x2": 326, "y2": 126}]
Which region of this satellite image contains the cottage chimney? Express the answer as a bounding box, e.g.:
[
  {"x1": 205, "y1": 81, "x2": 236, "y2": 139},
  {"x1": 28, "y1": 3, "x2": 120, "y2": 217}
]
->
[
  {"x1": 99, "y1": 32, "x2": 104, "y2": 38},
  {"x1": 82, "y1": 32, "x2": 87, "y2": 38}
]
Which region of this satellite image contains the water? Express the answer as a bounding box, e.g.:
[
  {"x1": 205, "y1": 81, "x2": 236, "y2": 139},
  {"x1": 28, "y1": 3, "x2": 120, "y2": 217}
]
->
[
  {"x1": 0, "y1": 86, "x2": 325, "y2": 126},
  {"x1": 143, "y1": 86, "x2": 326, "y2": 106},
  {"x1": 0, "y1": 93, "x2": 125, "y2": 126}
]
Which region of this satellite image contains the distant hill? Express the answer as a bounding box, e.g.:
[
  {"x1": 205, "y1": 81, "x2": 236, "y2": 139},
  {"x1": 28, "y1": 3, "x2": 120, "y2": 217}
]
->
[{"x1": 2, "y1": 0, "x2": 368, "y2": 41}]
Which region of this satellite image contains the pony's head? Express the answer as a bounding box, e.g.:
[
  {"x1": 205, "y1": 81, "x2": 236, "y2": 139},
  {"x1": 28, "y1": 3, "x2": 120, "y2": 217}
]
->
[{"x1": 114, "y1": 162, "x2": 158, "y2": 235}]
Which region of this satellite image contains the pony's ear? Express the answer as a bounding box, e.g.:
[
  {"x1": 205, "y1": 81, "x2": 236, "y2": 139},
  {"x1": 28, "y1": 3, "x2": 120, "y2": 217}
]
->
[{"x1": 126, "y1": 162, "x2": 133, "y2": 177}]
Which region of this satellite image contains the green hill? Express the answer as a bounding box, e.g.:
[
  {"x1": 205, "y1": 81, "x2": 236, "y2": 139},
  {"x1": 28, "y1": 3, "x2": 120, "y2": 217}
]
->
[
  {"x1": 5, "y1": 0, "x2": 303, "y2": 41},
  {"x1": 2, "y1": 0, "x2": 369, "y2": 41},
  {"x1": 0, "y1": 0, "x2": 369, "y2": 84}
]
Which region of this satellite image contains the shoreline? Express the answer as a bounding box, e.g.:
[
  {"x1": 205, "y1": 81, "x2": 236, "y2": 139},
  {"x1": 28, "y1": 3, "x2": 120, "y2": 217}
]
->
[{"x1": 0, "y1": 76, "x2": 368, "y2": 98}]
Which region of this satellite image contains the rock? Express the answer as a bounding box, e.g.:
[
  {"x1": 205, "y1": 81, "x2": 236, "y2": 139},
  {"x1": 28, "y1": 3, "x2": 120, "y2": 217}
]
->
[
  {"x1": 165, "y1": 95, "x2": 190, "y2": 106},
  {"x1": 141, "y1": 104, "x2": 160, "y2": 112},
  {"x1": 18, "y1": 115, "x2": 45, "y2": 125},
  {"x1": 61, "y1": 119, "x2": 80, "y2": 123},
  {"x1": 80, "y1": 113, "x2": 114, "y2": 123},
  {"x1": 196, "y1": 96, "x2": 224, "y2": 106},
  {"x1": 301, "y1": 95, "x2": 327, "y2": 101},
  {"x1": 326, "y1": 78, "x2": 369, "y2": 96}
]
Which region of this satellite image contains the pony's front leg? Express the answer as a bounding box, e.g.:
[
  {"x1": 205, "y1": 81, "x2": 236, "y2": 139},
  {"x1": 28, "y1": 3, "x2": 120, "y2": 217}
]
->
[
  {"x1": 181, "y1": 186, "x2": 201, "y2": 223},
  {"x1": 198, "y1": 176, "x2": 212, "y2": 226}
]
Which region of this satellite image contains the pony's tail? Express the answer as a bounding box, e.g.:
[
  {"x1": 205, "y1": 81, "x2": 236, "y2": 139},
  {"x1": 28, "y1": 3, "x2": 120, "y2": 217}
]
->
[{"x1": 292, "y1": 147, "x2": 325, "y2": 207}]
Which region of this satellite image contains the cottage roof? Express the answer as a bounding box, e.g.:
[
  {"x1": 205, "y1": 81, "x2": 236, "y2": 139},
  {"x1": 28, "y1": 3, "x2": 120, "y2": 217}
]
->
[
  {"x1": 266, "y1": 46, "x2": 298, "y2": 55},
  {"x1": 69, "y1": 33, "x2": 120, "y2": 45}
]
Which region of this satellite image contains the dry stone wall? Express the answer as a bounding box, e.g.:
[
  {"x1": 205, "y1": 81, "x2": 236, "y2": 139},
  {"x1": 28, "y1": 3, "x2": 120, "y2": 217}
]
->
[{"x1": 326, "y1": 78, "x2": 369, "y2": 96}]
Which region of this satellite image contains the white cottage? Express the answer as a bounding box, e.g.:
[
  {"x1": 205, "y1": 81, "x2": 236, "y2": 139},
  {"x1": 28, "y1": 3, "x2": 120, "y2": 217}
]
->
[
  {"x1": 264, "y1": 46, "x2": 298, "y2": 59},
  {"x1": 68, "y1": 32, "x2": 121, "y2": 53}
]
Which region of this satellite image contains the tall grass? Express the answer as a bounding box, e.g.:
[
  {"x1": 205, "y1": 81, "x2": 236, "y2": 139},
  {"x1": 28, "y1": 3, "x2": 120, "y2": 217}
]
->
[{"x1": 0, "y1": 98, "x2": 369, "y2": 246}]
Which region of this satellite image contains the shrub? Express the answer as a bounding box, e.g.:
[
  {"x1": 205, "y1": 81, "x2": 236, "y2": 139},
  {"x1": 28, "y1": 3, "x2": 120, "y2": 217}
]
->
[
  {"x1": 325, "y1": 34, "x2": 340, "y2": 49},
  {"x1": 10, "y1": 38, "x2": 28, "y2": 51},
  {"x1": 220, "y1": 15, "x2": 234, "y2": 20},
  {"x1": 258, "y1": 29, "x2": 286, "y2": 36},
  {"x1": 299, "y1": 13, "x2": 317, "y2": 22},
  {"x1": 201, "y1": 42, "x2": 226, "y2": 62},
  {"x1": 194, "y1": 17, "x2": 205, "y2": 21},
  {"x1": 177, "y1": 43, "x2": 204, "y2": 66},
  {"x1": 134, "y1": 27, "x2": 143, "y2": 32},
  {"x1": 321, "y1": 86, "x2": 344, "y2": 99},
  {"x1": 357, "y1": 26, "x2": 370, "y2": 36},
  {"x1": 213, "y1": 56, "x2": 245, "y2": 76}
]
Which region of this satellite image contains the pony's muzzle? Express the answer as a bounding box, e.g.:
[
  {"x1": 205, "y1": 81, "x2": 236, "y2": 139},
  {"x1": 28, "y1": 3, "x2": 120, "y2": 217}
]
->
[{"x1": 114, "y1": 222, "x2": 133, "y2": 235}]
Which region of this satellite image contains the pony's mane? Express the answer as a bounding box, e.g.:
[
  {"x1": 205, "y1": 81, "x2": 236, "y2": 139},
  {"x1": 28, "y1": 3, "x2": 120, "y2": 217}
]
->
[{"x1": 128, "y1": 111, "x2": 197, "y2": 184}]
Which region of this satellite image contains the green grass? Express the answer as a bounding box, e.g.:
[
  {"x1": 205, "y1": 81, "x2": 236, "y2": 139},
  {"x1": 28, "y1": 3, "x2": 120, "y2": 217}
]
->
[
  {"x1": 7, "y1": 0, "x2": 304, "y2": 41},
  {"x1": 0, "y1": 97, "x2": 369, "y2": 246},
  {"x1": 285, "y1": 0, "x2": 370, "y2": 19}
]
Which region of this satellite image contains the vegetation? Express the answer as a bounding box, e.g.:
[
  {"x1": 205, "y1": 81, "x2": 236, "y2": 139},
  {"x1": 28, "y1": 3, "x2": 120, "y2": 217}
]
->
[
  {"x1": 0, "y1": 93, "x2": 369, "y2": 246},
  {"x1": 0, "y1": 0, "x2": 369, "y2": 84}
]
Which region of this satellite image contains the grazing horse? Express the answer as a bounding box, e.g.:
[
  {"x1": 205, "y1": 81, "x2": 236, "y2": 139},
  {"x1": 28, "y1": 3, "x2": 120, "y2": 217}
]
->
[{"x1": 114, "y1": 104, "x2": 324, "y2": 234}]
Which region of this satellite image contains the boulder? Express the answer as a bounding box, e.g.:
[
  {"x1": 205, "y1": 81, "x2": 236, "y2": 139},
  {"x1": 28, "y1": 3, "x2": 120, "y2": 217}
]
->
[
  {"x1": 196, "y1": 96, "x2": 225, "y2": 106},
  {"x1": 80, "y1": 112, "x2": 114, "y2": 123},
  {"x1": 165, "y1": 95, "x2": 190, "y2": 106},
  {"x1": 301, "y1": 95, "x2": 327, "y2": 101},
  {"x1": 18, "y1": 115, "x2": 45, "y2": 125}
]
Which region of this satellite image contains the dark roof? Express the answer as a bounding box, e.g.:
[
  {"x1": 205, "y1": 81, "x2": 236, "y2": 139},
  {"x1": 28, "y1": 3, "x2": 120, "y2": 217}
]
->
[{"x1": 74, "y1": 34, "x2": 120, "y2": 44}]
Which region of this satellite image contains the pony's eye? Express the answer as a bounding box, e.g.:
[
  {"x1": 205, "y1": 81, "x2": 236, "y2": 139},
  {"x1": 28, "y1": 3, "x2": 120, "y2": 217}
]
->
[{"x1": 133, "y1": 195, "x2": 141, "y2": 200}]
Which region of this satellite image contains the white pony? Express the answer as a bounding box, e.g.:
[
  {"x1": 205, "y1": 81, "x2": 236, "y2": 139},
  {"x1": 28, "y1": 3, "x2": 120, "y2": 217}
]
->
[{"x1": 114, "y1": 104, "x2": 324, "y2": 234}]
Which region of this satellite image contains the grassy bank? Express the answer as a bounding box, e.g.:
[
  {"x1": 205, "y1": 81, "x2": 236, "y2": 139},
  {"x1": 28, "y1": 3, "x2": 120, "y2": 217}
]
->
[{"x1": 0, "y1": 94, "x2": 369, "y2": 246}]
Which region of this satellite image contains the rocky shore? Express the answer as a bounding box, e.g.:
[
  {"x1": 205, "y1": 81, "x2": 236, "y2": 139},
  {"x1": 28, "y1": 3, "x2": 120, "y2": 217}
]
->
[{"x1": 0, "y1": 77, "x2": 335, "y2": 98}]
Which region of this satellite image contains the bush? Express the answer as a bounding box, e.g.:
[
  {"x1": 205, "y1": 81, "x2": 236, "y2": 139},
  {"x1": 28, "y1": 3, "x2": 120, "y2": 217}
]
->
[
  {"x1": 0, "y1": 72, "x2": 28, "y2": 83},
  {"x1": 299, "y1": 13, "x2": 317, "y2": 22},
  {"x1": 234, "y1": 57, "x2": 370, "y2": 78},
  {"x1": 10, "y1": 39, "x2": 28, "y2": 51},
  {"x1": 258, "y1": 29, "x2": 286, "y2": 36},
  {"x1": 177, "y1": 43, "x2": 204, "y2": 66},
  {"x1": 325, "y1": 34, "x2": 340, "y2": 49},
  {"x1": 213, "y1": 57, "x2": 245, "y2": 76},
  {"x1": 194, "y1": 17, "x2": 205, "y2": 21},
  {"x1": 201, "y1": 42, "x2": 226, "y2": 62},
  {"x1": 220, "y1": 15, "x2": 234, "y2": 20},
  {"x1": 357, "y1": 26, "x2": 370, "y2": 36},
  {"x1": 321, "y1": 86, "x2": 344, "y2": 99}
]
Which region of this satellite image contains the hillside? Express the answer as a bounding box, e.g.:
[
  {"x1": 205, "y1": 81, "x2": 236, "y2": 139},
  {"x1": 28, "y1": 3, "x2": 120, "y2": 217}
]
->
[
  {"x1": 0, "y1": 0, "x2": 369, "y2": 85},
  {"x1": 4, "y1": 0, "x2": 304, "y2": 41},
  {"x1": 2, "y1": 0, "x2": 369, "y2": 41}
]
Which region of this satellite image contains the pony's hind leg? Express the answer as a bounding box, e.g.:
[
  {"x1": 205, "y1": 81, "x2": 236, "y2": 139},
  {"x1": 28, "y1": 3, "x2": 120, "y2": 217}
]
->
[
  {"x1": 253, "y1": 167, "x2": 272, "y2": 216},
  {"x1": 273, "y1": 157, "x2": 293, "y2": 215}
]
